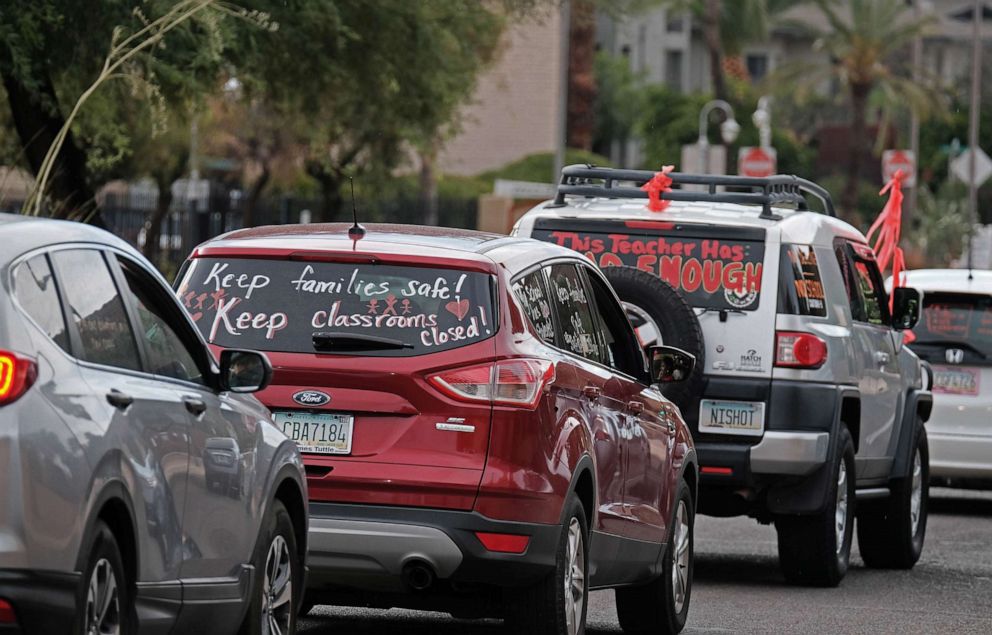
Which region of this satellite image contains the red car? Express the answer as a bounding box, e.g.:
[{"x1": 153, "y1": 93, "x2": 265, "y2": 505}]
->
[{"x1": 176, "y1": 223, "x2": 698, "y2": 635}]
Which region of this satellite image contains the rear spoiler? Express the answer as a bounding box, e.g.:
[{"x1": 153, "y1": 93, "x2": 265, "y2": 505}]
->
[{"x1": 549, "y1": 165, "x2": 836, "y2": 220}]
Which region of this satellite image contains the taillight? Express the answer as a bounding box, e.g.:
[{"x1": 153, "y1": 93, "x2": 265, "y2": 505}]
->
[
  {"x1": 427, "y1": 359, "x2": 554, "y2": 409},
  {"x1": 775, "y1": 332, "x2": 827, "y2": 369},
  {"x1": 0, "y1": 350, "x2": 37, "y2": 406},
  {"x1": 0, "y1": 598, "x2": 15, "y2": 624}
]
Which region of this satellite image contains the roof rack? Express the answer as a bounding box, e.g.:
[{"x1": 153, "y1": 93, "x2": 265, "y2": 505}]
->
[{"x1": 549, "y1": 165, "x2": 836, "y2": 220}]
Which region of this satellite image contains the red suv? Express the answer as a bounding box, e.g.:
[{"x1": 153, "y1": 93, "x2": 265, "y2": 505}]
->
[{"x1": 176, "y1": 223, "x2": 698, "y2": 635}]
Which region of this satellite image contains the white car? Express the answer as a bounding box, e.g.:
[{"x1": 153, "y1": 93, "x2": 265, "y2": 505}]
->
[{"x1": 902, "y1": 269, "x2": 992, "y2": 486}]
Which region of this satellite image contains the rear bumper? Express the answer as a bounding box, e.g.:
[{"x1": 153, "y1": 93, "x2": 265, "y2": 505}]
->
[
  {"x1": 0, "y1": 570, "x2": 78, "y2": 634},
  {"x1": 928, "y1": 432, "x2": 992, "y2": 479},
  {"x1": 694, "y1": 379, "x2": 844, "y2": 516},
  {"x1": 306, "y1": 502, "x2": 561, "y2": 592}
]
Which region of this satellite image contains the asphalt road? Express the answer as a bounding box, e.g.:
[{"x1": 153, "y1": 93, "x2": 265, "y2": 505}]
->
[{"x1": 300, "y1": 488, "x2": 992, "y2": 634}]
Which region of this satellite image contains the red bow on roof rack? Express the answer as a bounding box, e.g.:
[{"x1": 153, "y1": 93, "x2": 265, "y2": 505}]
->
[
  {"x1": 641, "y1": 165, "x2": 675, "y2": 212},
  {"x1": 867, "y1": 169, "x2": 906, "y2": 314}
]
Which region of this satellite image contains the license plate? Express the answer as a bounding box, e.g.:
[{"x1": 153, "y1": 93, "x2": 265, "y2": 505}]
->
[
  {"x1": 698, "y1": 400, "x2": 765, "y2": 436},
  {"x1": 931, "y1": 366, "x2": 980, "y2": 396},
  {"x1": 274, "y1": 411, "x2": 354, "y2": 455}
]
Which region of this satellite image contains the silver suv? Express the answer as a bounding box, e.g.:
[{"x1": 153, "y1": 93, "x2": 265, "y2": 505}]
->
[
  {"x1": 0, "y1": 214, "x2": 307, "y2": 634},
  {"x1": 514, "y1": 166, "x2": 933, "y2": 587}
]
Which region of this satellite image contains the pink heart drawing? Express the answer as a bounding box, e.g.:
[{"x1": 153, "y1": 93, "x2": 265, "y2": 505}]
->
[
  {"x1": 189, "y1": 311, "x2": 203, "y2": 322},
  {"x1": 445, "y1": 299, "x2": 470, "y2": 321}
]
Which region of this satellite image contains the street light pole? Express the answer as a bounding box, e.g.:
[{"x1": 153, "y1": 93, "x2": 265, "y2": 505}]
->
[
  {"x1": 697, "y1": 99, "x2": 738, "y2": 174},
  {"x1": 754, "y1": 96, "x2": 772, "y2": 149},
  {"x1": 908, "y1": 0, "x2": 926, "y2": 223},
  {"x1": 967, "y1": 0, "x2": 982, "y2": 274},
  {"x1": 553, "y1": 0, "x2": 571, "y2": 186}
]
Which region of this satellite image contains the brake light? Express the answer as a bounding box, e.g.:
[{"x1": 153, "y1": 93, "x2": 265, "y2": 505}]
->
[
  {"x1": 0, "y1": 351, "x2": 37, "y2": 406},
  {"x1": 427, "y1": 359, "x2": 554, "y2": 409},
  {"x1": 0, "y1": 598, "x2": 15, "y2": 624},
  {"x1": 775, "y1": 332, "x2": 827, "y2": 369}
]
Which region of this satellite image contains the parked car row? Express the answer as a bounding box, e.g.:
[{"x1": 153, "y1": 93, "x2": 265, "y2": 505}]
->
[{"x1": 3, "y1": 165, "x2": 986, "y2": 635}]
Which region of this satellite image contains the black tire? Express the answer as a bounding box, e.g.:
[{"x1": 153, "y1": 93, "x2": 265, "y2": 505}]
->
[
  {"x1": 775, "y1": 426, "x2": 856, "y2": 587},
  {"x1": 616, "y1": 479, "x2": 694, "y2": 635},
  {"x1": 600, "y1": 266, "x2": 704, "y2": 413},
  {"x1": 857, "y1": 422, "x2": 929, "y2": 569},
  {"x1": 240, "y1": 500, "x2": 301, "y2": 635},
  {"x1": 507, "y1": 495, "x2": 589, "y2": 635},
  {"x1": 75, "y1": 520, "x2": 132, "y2": 635}
]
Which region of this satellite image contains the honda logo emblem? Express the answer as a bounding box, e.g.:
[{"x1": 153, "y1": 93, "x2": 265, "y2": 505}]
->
[{"x1": 945, "y1": 348, "x2": 965, "y2": 365}]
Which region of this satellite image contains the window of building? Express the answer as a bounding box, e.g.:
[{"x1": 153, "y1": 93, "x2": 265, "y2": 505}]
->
[
  {"x1": 746, "y1": 53, "x2": 770, "y2": 81},
  {"x1": 665, "y1": 50, "x2": 684, "y2": 91}
]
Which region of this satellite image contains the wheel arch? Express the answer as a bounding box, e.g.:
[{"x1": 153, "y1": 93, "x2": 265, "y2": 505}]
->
[
  {"x1": 838, "y1": 391, "x2": 861, "y2": 454},
  {"x1": 272, "y1": 467, "x2": 308, "y2": 567},
  {"x1": 74, "y1": 480, "x2": 139, "y2": 585},
  {"x1": 562, "y1": 454, "x2": 596, "y2": 529}
]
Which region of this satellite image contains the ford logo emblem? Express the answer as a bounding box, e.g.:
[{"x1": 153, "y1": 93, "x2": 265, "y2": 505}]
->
[{"x1": 292, "y1": 390, "x2": 331, "y2": 407}]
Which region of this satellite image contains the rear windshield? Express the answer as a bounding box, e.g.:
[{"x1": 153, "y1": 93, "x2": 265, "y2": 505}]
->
[
  {"x1": 535, "y1": 228, "x2": 765, "y2": 311},
  {"x1": 177, "y1": 258, "x2": 496, "y2": 356},
  {"x1": 909, "y1": 292, "x2": 992, "y2": 366}
]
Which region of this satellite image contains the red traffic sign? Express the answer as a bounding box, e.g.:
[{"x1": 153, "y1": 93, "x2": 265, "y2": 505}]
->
[
  {"x1": 882, "y1": 150, "x2": 916, "y2": 187},
  {"x1": 738, "y1": 146, "x2": 777, "y2": 178}
]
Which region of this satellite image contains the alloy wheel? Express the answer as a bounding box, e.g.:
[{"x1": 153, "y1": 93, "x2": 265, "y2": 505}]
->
[
  {"x1": 563, "y1": 518, "x2": 586, "y2": 635},
  {"x1": 910, "y1": 449, "x2": 923, "y2": 535},
  {"x1": 262, "y1": 535, "x2": 293, "y2": 635},
  {"x1": 85, "y1": 559, "x2": 120, "y2": 635},
  {"x1": 835, "y1": 460, "x2": 849, "y2": 554},
  {"x1": 672, "y1": 499, "x2": 691, "y2": 615}
]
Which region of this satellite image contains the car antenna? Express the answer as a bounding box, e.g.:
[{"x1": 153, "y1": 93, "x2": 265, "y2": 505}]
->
[{"x1": 348, "y1": 176, "x2": 366, "y2": 241}]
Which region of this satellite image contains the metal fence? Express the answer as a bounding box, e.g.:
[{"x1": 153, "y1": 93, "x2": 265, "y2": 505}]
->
[{"x1": 100, "y1": 187, "x2": 479, "y2": 272}]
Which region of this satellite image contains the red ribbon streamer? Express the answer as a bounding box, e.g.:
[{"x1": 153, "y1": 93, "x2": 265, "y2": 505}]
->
[
  {"x1": 642, "y1": 165, "x2": 675, "y2": 212},
  {"x1": 866, "y1": 169, "x2": 906, "y2": 314}
]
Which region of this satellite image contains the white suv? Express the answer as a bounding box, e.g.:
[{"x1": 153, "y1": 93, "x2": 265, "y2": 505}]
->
[
  {"x1": 514, "y1": 166, "x2": 933, "y2": 587},
  {"x1": 901, "y1": 269, "x2": 992, "y2": 487}
]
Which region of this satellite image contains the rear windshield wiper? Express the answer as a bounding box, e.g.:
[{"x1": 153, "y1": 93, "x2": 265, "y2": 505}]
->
[
  {"x1": 312, "y1": 332, "x2": 413, "y2": 352},
  {"x1": 913, "y1": 340, "x2": 988, "y2": 359}
]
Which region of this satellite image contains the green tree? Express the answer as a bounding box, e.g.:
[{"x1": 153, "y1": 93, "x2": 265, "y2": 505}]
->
[
  {"x1": 0, "y1": 0, "x2": 249, "y2": 224},
  {"x1": 229, "y1": 0, "x2": 507, "y2": 223},
  {"x1": 658, "y1": 0, "x2": 801, "y2": 100},
  {"x1": 772, "y1": 0, "x2": 939, "y2": 223}
]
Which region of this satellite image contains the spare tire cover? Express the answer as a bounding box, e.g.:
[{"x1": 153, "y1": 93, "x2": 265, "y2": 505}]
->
[{"x1": 602, "y1": 265, "x2": 705, "y2": 414}]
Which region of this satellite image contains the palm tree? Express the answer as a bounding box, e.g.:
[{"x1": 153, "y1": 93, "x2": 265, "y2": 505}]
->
[
  {"x1": 662, "y1": 0, "x2": 801, "y2": 100},
  {"x1": 772, "y1": 0, "x2": 938, "y2": 222}
]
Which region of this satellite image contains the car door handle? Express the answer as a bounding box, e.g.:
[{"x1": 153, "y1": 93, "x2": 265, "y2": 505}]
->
[
  {"x1": 627, "y1": 401, "x2": 644, "y2": 414},
  {"x1": 582, "y1": 385, "x2": 602, "y2": 400},
  {"x1": 874, "y1": 351, "x2": 890, "y2": 365},
  {"x1": 106, "y1": 390, "x2": 133, "y2": 411},
  {"x1": 183, "y1": 396, "x2": 207, "y2": 417}
]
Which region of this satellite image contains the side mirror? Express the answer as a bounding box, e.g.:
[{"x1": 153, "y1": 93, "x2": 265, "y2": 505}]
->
[
  {"x1": 219, "y1": 349, "x2": 273, "y2": 393},
  {"x1": 649, "y1": 345, "x2": 695, "y2": 384},
  {"x1": 891, "y1": 287, "x2": 921, "y2": 331}
]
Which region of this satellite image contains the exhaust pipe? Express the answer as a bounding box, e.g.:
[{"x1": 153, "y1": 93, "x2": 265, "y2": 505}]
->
[{"x1": 402, "y1": 560, "x2": 436, "y2": 591}]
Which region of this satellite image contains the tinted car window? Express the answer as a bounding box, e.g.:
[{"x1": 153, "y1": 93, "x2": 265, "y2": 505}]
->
[
  {"x1": 778, "y1": 244, "x2": 827, "y2": 317},
  {"x1": 177, "y1": 258, "x2": 496, "y2": 356},
  {"x1": 13, "y1": 254, "x2": 69, "y2": 351},
  {"x1": 118, "y1": 259, "x2": 204, "y2": 384},
  {"x1": 511, "y1": 269, "x2": 557, "y2": 345},
  {"x1": 51, "y1": 249, "x2": 141, "y2": 371},
  {"x1": 834, "y1": 242, "x2": 890, "y2": 326},
  {"x1": 585, "y1": 269, "x2": 644, "y2": 378},
  {"x1": 546, "y1": 264, "x2": 604, "y2": 364}
]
